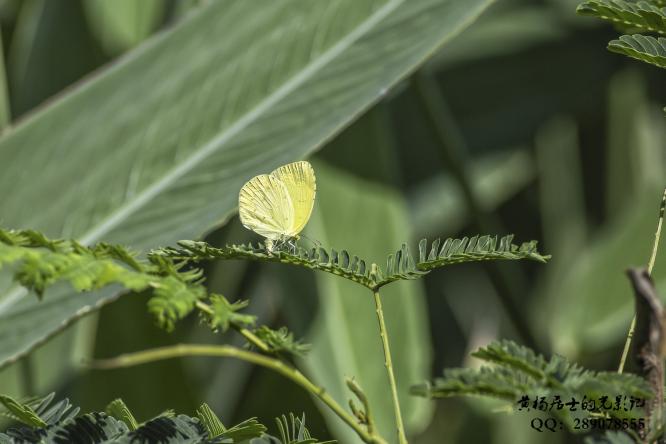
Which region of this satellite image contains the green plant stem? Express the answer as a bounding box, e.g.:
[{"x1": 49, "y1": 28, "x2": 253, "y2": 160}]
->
[
  {"x1": 347, "y1": 377, "x2": 377, "y2": 435},
  {"x1": 373, "y1": 290, "x2": 407, "y2": 444},
  {"x1": 195, "y1": 300, "x2": 270, "y2": 353},
  {"x1": 618, "y1": 188, "x2": 666, "y2": 374},
  {"x1": 93, "y1": 344, "x2": 387, "y2": 444}
]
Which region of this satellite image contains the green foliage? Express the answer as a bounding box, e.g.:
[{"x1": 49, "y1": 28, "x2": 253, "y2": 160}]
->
[
  {"x1": 252, "y1": 327, "x2": 311, "y2": 357},
  {"x1": 0, "y1": 394, "x2": 46, "y2": 428},
  {"x1": 4, "y1": 393, "x2": 79, "y2": 427},
  {"x1": 0, "y1": 227, "x2": 548, "y2": 441},
  {"x1": 0, "y1": 228, "x2": 317, "y2": 358},
  {"x1": 0, "y1": 393, "x2": 337, "y2": 443},
  {"x1": 0, "y1": 227, "x2": 204, "y2": 331},
  {"x1": 416, "y1": 234, "x2": 549, "y2": 271},
  {"x1": 146, "y1": 275, "x2": 205, "y2": 332},
  {"x1": 0, "y1": 229, "x2": 148, "y2": 297},
  {"x1": 155, "y1": 234, "x2": 548, "y2": 292},
  {"x1": 0, "y1": 227, "x2": 549, "y2": 370},
  {"x1": 196, "y1": 403, "x2": 226, "y2": 439},
  {"x1": 578, "y1": 1, "x2": 666, "y2": 35},
  {"x1": 105, "y1": 399, "x2": 139, "y2": 431},
  {"x1": 0, "y1": 392, "x2": 81, "y2": 432},
  {"x1": 379, "y1": 243, "x2": 429, "y2": 288},
  {"x1": 204, "y1": 295, "x2": 256, "y2": 333},
  {"x1": 0, "y1": 0, "x2": 497, "y2": 375},
  {"x1": 577, "y1": 0, "x2": 666, "y2": 69},
  {"x1": 274, "y1": 413, "x2": 336, "y2": 444},
  {"x1": 608, "y1": 34, "x2": 666, "y2": 68},
  {"x1": 411, "y1": 340, "x2": 651, "y2": 430},
  {"x1": 154, "y1": 241, "x2": 381, "y2": 290},
  {"x1": 0, "y1": 412, "x2": 129, "y2": 444},
  {"x1": 218, "y1": 417, "x2": 267, "y2": 442}
]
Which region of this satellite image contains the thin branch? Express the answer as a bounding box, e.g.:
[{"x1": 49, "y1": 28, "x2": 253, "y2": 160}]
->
[
  {"x1": 373, "y1": 289, "x2": 407, "y2": 444},
  {"x1": 92, "y1": 344, "x2": 387, "y2": 444},
  {"x1": 346, "y1": 377, "x2": 377, "y2": 435},
  {"x1": 618, "y1": 188, "x2": 666, "y2": 373}
]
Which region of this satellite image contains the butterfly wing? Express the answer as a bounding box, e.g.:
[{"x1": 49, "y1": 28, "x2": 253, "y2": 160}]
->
[
  {"x1": 239, "y1": 174, "x2": 294, "y2": 240},
  {"x1": 270, "y1": 161, "x2": 316, "y2": 236}
]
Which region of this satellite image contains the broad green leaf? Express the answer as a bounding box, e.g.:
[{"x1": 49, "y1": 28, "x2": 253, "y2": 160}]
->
[
  {"x1": 0, "y1": 27, "x2": 10, "y2": 129},
  {"x1": 6, "y1": 27, "x2": 98, "y2": 402},
  {"x1": 8, "y1": 0, "x2": 103, "y2": 116},
  {"x1": 0, "y1": 0, "x2": 494, "y2": 369},
  {"x1": 83, "y1": 0, "x2": 165, "y2": 54}
]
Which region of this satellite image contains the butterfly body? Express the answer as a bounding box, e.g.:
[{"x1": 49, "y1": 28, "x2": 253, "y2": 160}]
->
[{"x1": 238, "y1": 161, "x2": 316, "y2": 253}]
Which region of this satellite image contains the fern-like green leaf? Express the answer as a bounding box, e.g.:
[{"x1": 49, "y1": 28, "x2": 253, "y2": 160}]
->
[
  {"x1": 410, "y1": 366, "x2": 539, "y2": 400},
  {"x1": 0, "y1": 412, "x2": 129, "y2": 443},
  {"x1": 376, "y1": 243, "x2": 428, "y2": 289},
  {"x1": 0, "y1": 394, "x2": 47, "y2": 428},
  {"x1": 0, "y1": 228, "x2": 148, "y2": 296},
  {"x1": 105, "y1": 399, "x2": 139, "y2": 431},
  {"x1": 196, "y1": 403, "x2": 226, "y2": 439},
  {"x1": 218, "y1": 417, "x2": 267, "y2": 442},
  {"x1": 471, "y1": 339, "x2": 551, "y2": 380},
  {"x1": 274, "y1": 413, "x2": 336, "y2": 444},
  {"x1": 0, "y1": 242, "x2": 149, "y2": 298},
  {"x1": 0, "y1": 228, "x2": 207, "y2": 330},
  {"x1": 412, "y1": 340, "x2": 651, "y2": 432},
  {"x1": 608, "y1": 33, "x2": 666, "y2": 68},
  {"x1": 153, "y1": 241, "x2": 380, "y2": 290},
  {"x1": 147, "y1": 276, "x2": 205, "y2": 332},
  {"x1": 122, "y1": 414, "x2": 207, "y2": 443},
  {"x1": 155, "y1": 235, "x2": 548, "y2": 292},
  {"x1": 417, "y1": 235, "x2": 549, "y2": 271},
  {"x1": 204, "y1": 295, "x2": 256, "y2": 333},
  {"x1": 578, "y1": 1, "x2": 666, "y2": 35},
  {"x1": 471, "y1": 341, "x2": 650, "y2": 397},
  {"x1": 30, "y1": 393, "x2": 79, "y2": 426},
  {"x1": 0, "y1": 393, "x2": 337, "y2": 444},
  {"x1": 252, "y1": 326, "x2": 311, "y2": 356},
  {"x1": 0, "y1": 228, "x2": 548, "y2": 343}
]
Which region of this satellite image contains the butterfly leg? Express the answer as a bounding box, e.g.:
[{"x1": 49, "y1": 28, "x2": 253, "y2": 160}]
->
[{"x1": 273, "y1": 238, "x2": 288, "y2": 254}]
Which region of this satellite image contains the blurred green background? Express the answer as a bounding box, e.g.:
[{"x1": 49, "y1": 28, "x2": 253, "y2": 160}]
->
[{"x1": 0, "y1": 0, "x2": 665, "y2": 443}]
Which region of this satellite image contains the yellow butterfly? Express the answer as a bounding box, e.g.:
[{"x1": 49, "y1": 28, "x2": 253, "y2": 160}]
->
[{"x1": 238, "y1": 161, "x2": 316, "y2": 252}]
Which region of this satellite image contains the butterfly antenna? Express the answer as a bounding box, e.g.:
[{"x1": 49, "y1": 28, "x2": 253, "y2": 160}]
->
[{"x1": 299, "y1": 234, "x2": 321, "y2": 249}]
